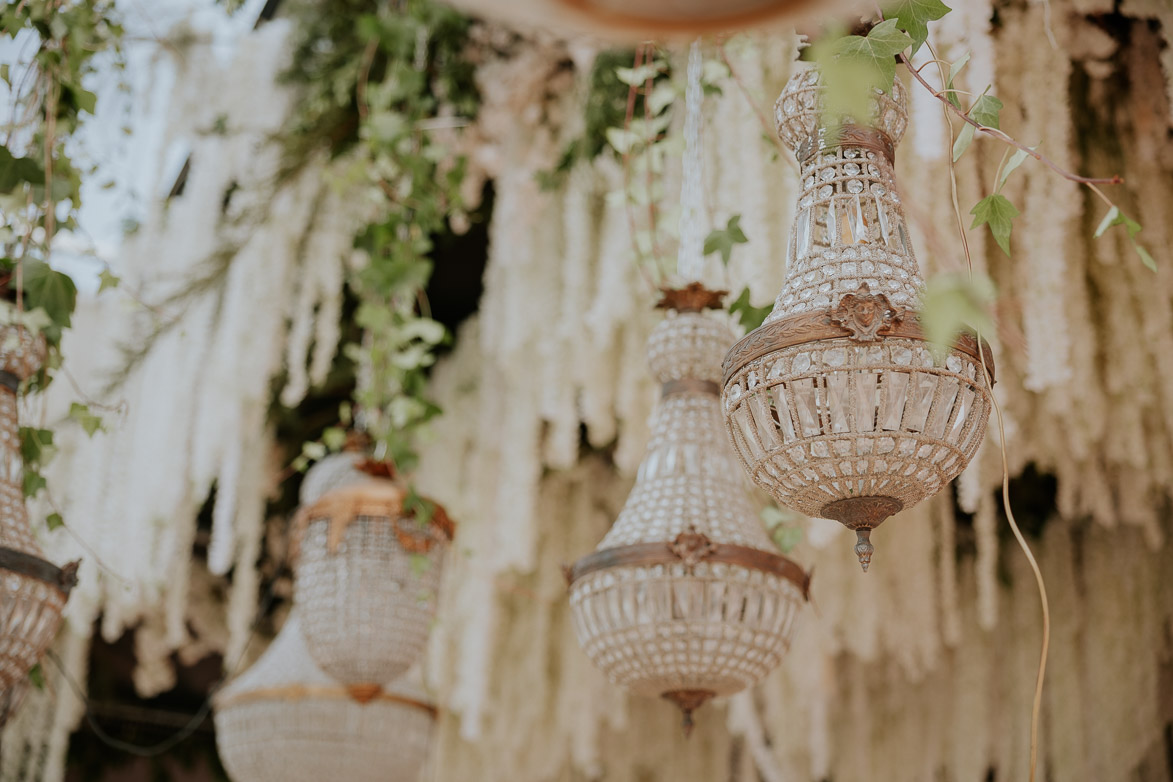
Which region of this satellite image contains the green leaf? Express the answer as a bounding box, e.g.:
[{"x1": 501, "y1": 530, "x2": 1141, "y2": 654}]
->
[
  {"x1": 703, "y1": 215, "x2": 749, "y2": 266},
  {"x1": 21, "y1": 261, "x2": 77, "y2": 341},
  {"x1": 969, "y1": 94, "x2": 1003, "y2": 129},
  {"x1": 20, "y1": 427, "x2": 55, "y2": 467},
  {"x1": 604, "y1": 127, "x2": 640, "y2": 155},
  {"x1": 944, "y1": 51, "x2": 970, "y2": 110},
  {"x1": 46, "y1": 513, "x2": 64, "y2": 531},
  {"x1": 952, "y1": 123, "x2": 975, "y2": 162},
  {"x1": 97, "y1": 270, "x2": 120, "y2": 293},
  {"x1": 997, "y1": 146, "x2": 1033, "y2": 191},
  {"x1": 832, "y1": 19, "x2": 914, "y2": 95},
  {"x1": 919, "y1": 272, "x2": 997, "y2": 359},
  {"x1": 1093, "y1": 205, "x2": 1140, "y2": 239},
  {"x1": 63, "y1": 82, "x2": 97, "y2": 115},
  {"x1": 321, "y1": 426, "x2": 348, "y2": 451},
  {"x1": 68, "y1": 403, "x2": 103, "y2": 437},
  {"x1": 28, "y1": 663, "x2": 45, "y2": 690},
  {"x1": 970, "y1": 193, "x2": 1020, "y2": 256},
  {"x1": 23, "y1": 470, "x2": 46, "y2": 498},
  {"x1": 771, "y1": 525, "x2": 804, "y2": 553},
  {"x1": 886, "y1": 0, "x2": 951, "y2": 55},
  {"x1": 1133, "y1": 241, "x2": 1157, "y2": 272},
  {"x1": 728, "y1": 287, "x2": 773, "y2": 333},
  {"x1": 0, "y1": 146, "x2": 45, "y2": 194}
]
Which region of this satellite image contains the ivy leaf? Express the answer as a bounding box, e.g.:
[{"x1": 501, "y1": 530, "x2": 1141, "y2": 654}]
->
[
  {"x1": 63, "y1": 82, "x2": 97, "y2": 115},
  {"x1": 944, "y1": 51, "x2": 970, "y2": 110},
  {"x1": 97, "y1": 269, "x2": 120, "y2": 293},
  {"x1": 729, "y1": 287, "x2": 773, "y2": 333},
  {"x1": 969, "y1": 94, "x2": 1003, "y2": 129},
  {"x1": 615, "y1": 63, "x2": 660, "y2": 87},
  {"x1": 886, "y1": 0, "x2": 951, "y2": 55},
  {"x1": 703, "y1": 215, "x2": 748, "y2": 266},
  {"x1": 919, "y1": 272, "x2": 997, "y2": 359},
  {"x1": 28, "y1": 663, "x2": 45, "y2": 691},
  {"x1": 970, "y1": 193, "x2": 1019, "y2": 256},
  {"x1": 68, "y1": 403, "x2": 103, "y2": 437},
  {"x1": 832, "y1": 20, "x2": 914, "y2": 95},
  {"x1": 1094, "y1": 206, "x2": 1157, "y2": 272},
  {"x1": 1133, "y1": 243, "x2": 1157, "y2": 272},
  {"x1": 997, "y1": 146, "x2": 1033, "y2": 191},
  {"x1": 46, "y1": 513, "x2": 64, "y2": 531},
  {"x1": 0, "y1": 146, "x2": 45, "y2": 194},
  {"x1": 952, "y1": 124, "x2": 975, "y2": 162},
  {"x1": 23, "y1": 470, "x2": 46, "y2": 498},
  {"x1": 20, "y1": 427, "x2": 55, "y2": 467},
  {"x1": 21, "y1": 261, "x2": 77, "y2": 341},
  {"x1": 1093, "y1": 205, "x2": 1140, "y2": 238}
]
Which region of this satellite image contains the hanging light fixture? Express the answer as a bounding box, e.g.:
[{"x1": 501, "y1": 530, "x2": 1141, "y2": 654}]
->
[
  {"x1": 721, "y1": 68, "x2": 994, "y2": 571},
  {"x1": 214, "y1": 614, "x2": 436, "y2": 782},
  {"x1": 446, "y1": 0, "x2": 865, "y2": 38},
  {"x1": 0, "y1": 324, "x2": 78, "y2": 693},
  {"x1": 292, "y1": 448, "x2": 454, "y2": 701},
  {"x1": 566, "y1": 44, "x2": 809, "y2": 733}
]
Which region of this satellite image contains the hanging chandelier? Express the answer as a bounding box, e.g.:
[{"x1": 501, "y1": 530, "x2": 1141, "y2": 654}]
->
[
  {"x1": 447, "y1": 0, "x2": 865, "y2": 38},
  {"x1": 566, "y1": 42, "x2": 807, "y2": 733},
  {"x1": 292, "y1": 449, "x2": 454, "y2": 701},
  {"x1": 721, "y1": 68, "x2": 994, "y2": 571},
  {"x1": 214, "y1": 614, "x2": 436, "y2": 782},
  {"x1": 566, "y1": 291, "x2": 809, "y2": 731},
  {"x1": 0, "y1": 324, "x2": 78, "y2": 693}
]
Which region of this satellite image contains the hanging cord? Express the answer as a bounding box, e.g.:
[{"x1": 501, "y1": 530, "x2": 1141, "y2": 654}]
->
[
  {"x1": 921, "y1": 41, "x2": 1052, "y2": 782},
  {"x1": 676, "y1": 39, "x2": 706, "y2": 282},
  {"x1": 43, "y1": 560, "x2": 286, "y2": 758}
]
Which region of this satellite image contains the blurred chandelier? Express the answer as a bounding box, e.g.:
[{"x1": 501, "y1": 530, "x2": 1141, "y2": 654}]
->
[
  {"x1": 214, "y1": 613, "x2": 436, "y2": 782},
  {"x1": 721, "y1": 68, "x2": 994, "y2": 571},
  {"x1": 292, "y1": 448, "x2": 454, "y2": 701},
  {"x1": 0, "y1": 324, "x2": 78, "y2": 693},
  {"x1": 566, "y1": 44, "x2": 808, "y2": 733},
  {"x1": 447, "y1": 0, "x2": 866, "y2": 37}
]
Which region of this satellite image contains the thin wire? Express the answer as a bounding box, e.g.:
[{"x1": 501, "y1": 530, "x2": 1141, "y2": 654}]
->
[
  {"x1": 676, "y1": 39, "x2": 706, "y2": 282},
  {"x1": 44, "y1": 560, "x2": 285, "y2": 758},
  {"x1": 926, "y1": 40, "x2": 1051, "y2": 782}
]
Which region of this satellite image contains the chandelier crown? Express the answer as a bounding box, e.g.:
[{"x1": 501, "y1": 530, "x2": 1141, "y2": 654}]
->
[{"x1": 774, "y1": 68, "x2": 909, "y2": 155}]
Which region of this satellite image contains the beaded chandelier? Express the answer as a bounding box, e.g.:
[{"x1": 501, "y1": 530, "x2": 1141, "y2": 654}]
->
[
  {"x1": 566, "y1": 44, "x2": 808, "y2": 733},
  {"x1": 214, "y1": 614, "x2": 436, "y2": 782},
  {"x1": 0, "y1": 324, "x2": 78, "y2": 693},
  {"x1": 721, "y1": 68, "x2": 994, "y2": 571},
  {"x1": 292, "y1": 451, "x2": 454, "y2": 701}
]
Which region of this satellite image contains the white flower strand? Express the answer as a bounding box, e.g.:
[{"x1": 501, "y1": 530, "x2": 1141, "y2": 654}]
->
[{"x1": 676, "y1": 40, "x2": 706, "y2": 282}]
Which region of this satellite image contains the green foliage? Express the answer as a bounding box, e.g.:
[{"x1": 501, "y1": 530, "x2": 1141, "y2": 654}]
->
[
  {"x1": 812, "y1": 20, "x2": 912, "y2": 134},
  {"x1": 885, "y1": 0, "x2": 951, "y2": 55},
  {"x1": 703, "y1": 215, "x2": 748, "y2": 266},
  {"x1": 97, "y1": 269, "x2": 120, "y2": 293},
  {"x1": 68, "y1": 402, "x2": 103, "y2": 437},
  {"x1": 1094, "y1": 206, "x2": 1157, "y2": 272},
  {"x1": 997, "y1": 147, "x2": 1032, "y2": 191},
  {"x1": 919, "y1": 272, "x2": 996, "y2": 360},
  {"x1": 728, "y1": 287, "x2": 772, "y2": 333},
  {"x1": 21, "y1": 261, "x2": 78, "y2": 344},
  {"x1": 760, "y1": 504, "x2": 803, "y2": 553},
  {"x1": 970, "y1": 193, "x2": 1019, "y2": 257},
  {"x1": 46, "y1": 512, "x2": 63, "y2": 531},
  {"x1": 28, "y1": 663, "x2": 45, "y2": 690},
  {"x1": 282, "y1": 0, "x2": 476, "y2": 472},
  {"x1": 944, "y1": 52, "x2": 969, "y2": 110}
]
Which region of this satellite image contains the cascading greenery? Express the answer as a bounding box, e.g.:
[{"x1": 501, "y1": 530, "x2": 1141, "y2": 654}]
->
[
  {"x1": 1, "y1": 0, "x2": 121, "y2": 510},
  {"x1": 279, "y1": 0, "x2": 478, "y2": 475}
]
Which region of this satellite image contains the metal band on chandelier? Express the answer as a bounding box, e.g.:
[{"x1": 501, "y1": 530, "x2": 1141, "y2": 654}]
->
[
  {"x1": 0, "y1": 547, "x2": 79, "y2": 595},
  {"x1": 796, "y1": 124, "x2": 896, "y2": 166}
]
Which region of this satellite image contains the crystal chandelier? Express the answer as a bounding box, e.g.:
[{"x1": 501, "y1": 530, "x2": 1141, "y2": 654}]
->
[
  {"x1": 566, "y1": 44, "x2": 808, "y2": 733},
  {"x1": 292, "y1": 450, "x2": 453, "y2": 701},
  {"x1": 214, "y1": 614, "x2": 436, "y2": 782},
  {"x1": 0, "y1": 324, "x2": 78, "y2": 693},
  {"x1": 721, "y1": 68, "x2": 994, "y2": 571}
]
